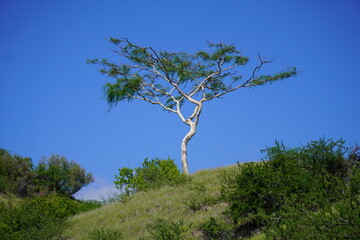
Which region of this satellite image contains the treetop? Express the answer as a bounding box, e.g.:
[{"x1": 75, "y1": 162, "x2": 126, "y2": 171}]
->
[{"x1": 88, "y1": 38, "x2": 297, "y2": 114}]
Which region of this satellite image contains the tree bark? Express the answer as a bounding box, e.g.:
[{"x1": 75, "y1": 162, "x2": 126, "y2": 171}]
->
[{"x1": 181, "y1": 121, "x2": 197, "y2": 175}]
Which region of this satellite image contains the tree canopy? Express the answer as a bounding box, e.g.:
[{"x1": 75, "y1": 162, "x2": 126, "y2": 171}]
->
[
  {"x1": 0, "y1": 149, "x2": 93, "y2": 199},
  {"x1": 35, "y1": 154, "x2": 94, "y2": 199}
]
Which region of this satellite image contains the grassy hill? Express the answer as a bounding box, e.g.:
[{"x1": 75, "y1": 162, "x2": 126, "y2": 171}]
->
[{"x1": 64, "y1": 165, "x2": 265, "y2": 240}]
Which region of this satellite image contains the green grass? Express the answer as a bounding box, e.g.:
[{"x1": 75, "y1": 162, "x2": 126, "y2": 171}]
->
[{"x1": 64, "y1": 165, "x2": 260, "y2": 240}]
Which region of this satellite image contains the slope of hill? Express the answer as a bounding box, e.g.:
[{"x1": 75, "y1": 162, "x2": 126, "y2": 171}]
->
[{"x1": 64, "y1": 165, "x2": 264, "y2": 240}]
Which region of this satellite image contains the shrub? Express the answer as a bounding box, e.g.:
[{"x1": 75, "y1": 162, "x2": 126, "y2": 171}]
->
[
  {"x1": 0, "y1": 149, "x2": 36, "y2": 197},
  {"x1": 201, "y1": 217, "x2": 234, "y2": 240},
  {"x1": 0, "y1": 196, "x2": 71, "y2": 240},
  {"x1": 76, "y1": 199, "x2": 103, "y2": 212},
  {"x1": 88, "y1": 227, "x2": 123, "y2": 240},
  {"x1": 0, "y1": 195, "x2": 102, "y2": 240},
  {"x1": 34, "y1": 154, "x2": 94, "y2": 199},
  {"x1": 114, "y1": 157, "x2": 188, "y2": 194},
  {"x1": 222, "y1": 138, "x2": 359, "y2": 239},
  {"x1": 145, "y1": 218, "x2": 192, "y2": 240},
  {"x1": 266, "y1": 197, "x2": 360, "y2": 239}
]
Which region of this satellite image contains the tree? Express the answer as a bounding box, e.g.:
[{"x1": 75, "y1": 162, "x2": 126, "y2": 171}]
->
[
  {"x1": 89, "y1": 38, "x2": 297, "y2": 174},
  {"x1": 0, "y1": 148, "x2": 36, "y2": 197},
  {"x1": 35, "y1": 154, "x2": 94, "y2": 199}
]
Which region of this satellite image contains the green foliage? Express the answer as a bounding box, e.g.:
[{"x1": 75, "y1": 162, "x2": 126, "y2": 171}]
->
[
  {"x1": 0, "y1": 149, "x2": 36, "y2": 197},
  {"x1": 266, "y1": 198, "x2": 360, "y2": 239},
  {"x1": 0, "y1": 196, "x2": 68, "y2": 240},
  {"x1": 221, "y1": 138, "x2": 360, "y2": 239},
  {"x1": 201, "y1": 217, "x2": 235, "y2": 240},
  {"x1": 89, "y1": 38, "x2": 297, "y2": 109},
  {"x1": 249, "y1": 67, "x2": 297, "y2": 87},
  {"x1": 145, "y1": 218, "x2": 192, "y2": 240},
  {"x1": 0, "y1": 149, "x2": 94, "y2": 199},
  {"x1": 114, "y1": 158, "x2": 188, "y2": 194},
  {"x1": 29, "y1": 195, "x2": 81, "y2": 219},
  {"x1": 35, "y1": 154, "x2": 94, "y2": 198},
  {"x1": 88, "y1": 227, "x2": 123, "y2": 240},
  {"x1": 0, "y1": 149, "x2": 100, "y2": 239},
  {"x1": 0, "y1": 195, "x2": 102, "y2": 240},
  {"x1": 74, "y1": 199, "x2": 103, "y2": 213}
]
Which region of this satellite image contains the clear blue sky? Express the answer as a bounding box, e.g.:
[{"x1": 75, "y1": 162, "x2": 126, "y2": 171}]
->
[{"x1": 1, "y1": 0, "x2": 359, "y2": 200}]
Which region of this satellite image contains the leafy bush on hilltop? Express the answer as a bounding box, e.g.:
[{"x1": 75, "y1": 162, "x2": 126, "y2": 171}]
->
[
  {"x1": 0, "y1": 149, "x2": 36, "y2": 197},
  {"x1": 34, "y1": 154, "x2": 94, "y2": 199},
  {"x1": 114, "y1": 158, "x2": 188, "y2": 195},
  {"x1": 219, "y1": 138, "x2": 360, "y2": 239},
  {"x1": 0, "y1": 150, "x2": 94, "y2": 199}
]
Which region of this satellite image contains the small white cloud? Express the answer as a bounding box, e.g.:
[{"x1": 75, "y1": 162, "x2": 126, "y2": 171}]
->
[{"x1": 75, "y1": 177, "x2": 119, "y2": 201}]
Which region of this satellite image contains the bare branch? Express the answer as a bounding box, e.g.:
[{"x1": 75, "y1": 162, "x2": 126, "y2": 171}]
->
[
  {"x1": 201, "y1": 54, "x2": 271, "y2": 101},
  {"x1": 189, "y1": 63, "x2": 239, "y2": 99},
  {"x1": 130, "y1": 94, "x2": 177, "y2": 113}
]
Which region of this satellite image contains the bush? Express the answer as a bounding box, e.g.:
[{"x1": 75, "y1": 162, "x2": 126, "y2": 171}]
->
[
  {"x1": 266, "y1": 198, "x2": 360, "y2": 240},
  {"x1": 34, "y1": 154, "x2": 94, "y2": 199},
  {"x1": 88, "y1": 227, "x2": 123, "y2": 240},
  {"x1": 114, "y1": 158, "x2": 188, "y2": 194},
  {"x1": 222, "y1": 138, "x2": 360, "y2": 239},
  {"x1": 201, "y1": 217, "x2": 234, "y2": 240},
  {"x1": 0, "y1": 195, "x2": 102, "y2": 240},
  {"x1": 0, "y1": 149, "x2": 95, "y2": 199},
  {"x1": 76, "y1": 199, "x2": 103, "y2": 212},
  {"x1": 145, "y1": 218, "x2": 192, "y2": 240},
  {"x1": 0, "y1": 149, "x2": 36, "y2": 197},
  {"x1": 0, "y1": 196, "x2": 71, "y2": 240}
]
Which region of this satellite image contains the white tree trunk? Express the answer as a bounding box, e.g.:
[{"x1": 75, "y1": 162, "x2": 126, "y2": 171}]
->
[{"x1": 181, "y1": 121, "x2": 197, "y2": 175}]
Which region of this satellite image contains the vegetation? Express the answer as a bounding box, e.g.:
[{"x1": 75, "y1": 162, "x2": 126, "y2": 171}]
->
[
  {"x1": 0, "y1": 150, "x2": 94, "y2": 199},
  {"x1": 2, "y1": 138, "x2": 359, "y2": 239},
  {"x1": 221, "y1": 138, "x2": 360, "y2": 239},
  {"x1": 65, "y1": 138, "x2": 359, "y2": 239},
  {"x1": 0, "y1": 149, "x2": 99, "y2": 240},
  {"x1": 65, "y1": 166, "x2": 229, "y2": 240},
  {"x1": 88, "y1": 227, "x2": 123, "y2": 240},
  {"x1": 88, "y1": 38, "x2": 297, "y2": 174},
  {"x1": 35, "y1": 154, "x2": 94, "y2": 199},
  {"x1": 0, "y1": 195, "x2": 102, "y2": 240},
  {"x1": 144, "y1": 218, "x2": 192, "y2": 240},
  {"x1": 114, "y1": 157, "x2": 188, "y2": 195},
  {"x1": 0, "y1": 148, "x2": 36, "y2": 197}
]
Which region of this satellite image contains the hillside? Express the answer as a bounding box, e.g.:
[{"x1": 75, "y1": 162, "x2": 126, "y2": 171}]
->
[{"x1": 64, "y1": 165, "x2": 264, "y2": 240}]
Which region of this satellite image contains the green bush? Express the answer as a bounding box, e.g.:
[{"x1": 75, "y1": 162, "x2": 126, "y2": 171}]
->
[
  {"x1": 0, "y1": 149, "x2": 36, "y2": 197},
  {"x1": 201, "y1": 217, "x2": 234, "y2": 240},
  {"x1": 34, "y1": 154, "x2": 94, "y2": 199},
  {"x1": 0, "y1": 195, "x2": 102, "y2": 240},
  {"x1": 114, "y1": 158, "x2": 188, "y2": 194},
  {"x1": 145, "y1": 218, "x2": 192, "y2": 240},
  {"x1": 0, "y1": 196, "x2": 70, "y2": 240},
  {"x1": 88, "y1": 227, "x2": 123, "y2": 240},
  {"x1": 0, "y1": 149, "x2": 95, "y2": 199},
  {"x1": 222, "y1": 138, "x2": 360, "y2": 239},
  {"x1": 76, "y1": 199, "x2": 103, "y2": 212},
  {"x1": 266, "y1": 198, "x2": 360, "y2": 240}
]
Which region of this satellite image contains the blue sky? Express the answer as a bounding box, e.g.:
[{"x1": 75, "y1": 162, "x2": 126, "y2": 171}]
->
[{"x1": 1, "y1": 0, "x2": 359, "y2": 200}]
